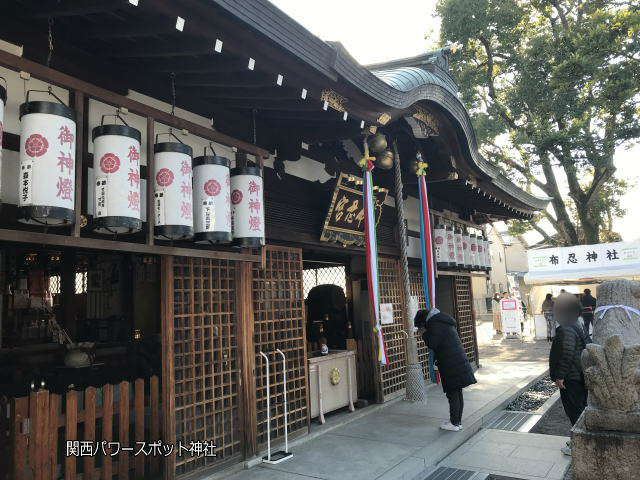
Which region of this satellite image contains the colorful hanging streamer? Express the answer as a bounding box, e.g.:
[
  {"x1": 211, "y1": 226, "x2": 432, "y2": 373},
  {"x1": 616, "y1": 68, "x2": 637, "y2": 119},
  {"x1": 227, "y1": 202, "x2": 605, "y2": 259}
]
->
[
  {"x1": 359, "y1": 143, "x2": 388, "y2": 365},
  {"x1": 417, "y1": 154, "x2": 439, "y2": 382}
]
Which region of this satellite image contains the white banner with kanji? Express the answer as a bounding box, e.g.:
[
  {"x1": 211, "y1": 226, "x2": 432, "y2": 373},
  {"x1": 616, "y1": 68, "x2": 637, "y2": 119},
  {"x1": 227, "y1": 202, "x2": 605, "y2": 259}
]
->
[{"x1": 525, "y1": 241, "x2": 640, "y2": 285}]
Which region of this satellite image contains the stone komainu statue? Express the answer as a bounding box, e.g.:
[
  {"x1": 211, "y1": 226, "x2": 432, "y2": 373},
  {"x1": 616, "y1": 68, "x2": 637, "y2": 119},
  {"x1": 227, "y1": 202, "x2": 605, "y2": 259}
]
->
[
  {"x1": 591, "y1": 279, "x2": 640, "y2": 346},
  {"x1": 573, "y1": 280, "x2": 640, "y2": 480}
]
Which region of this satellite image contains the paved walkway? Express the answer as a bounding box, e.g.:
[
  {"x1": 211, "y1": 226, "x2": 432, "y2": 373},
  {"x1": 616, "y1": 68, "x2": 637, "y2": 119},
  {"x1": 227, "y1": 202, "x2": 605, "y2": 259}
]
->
[
  {"x1": 441, "y1": 429, "x2": 570, "y2": 480},
  {"x1": 218, "y1": 361, "x2": 548, "y2": 480}
]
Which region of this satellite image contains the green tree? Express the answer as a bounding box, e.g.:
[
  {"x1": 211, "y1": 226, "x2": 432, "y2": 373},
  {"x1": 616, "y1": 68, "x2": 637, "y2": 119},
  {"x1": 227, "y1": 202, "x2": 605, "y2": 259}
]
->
[{"x1": 437, "y1": 0, "x2": 640, "y2": 245}]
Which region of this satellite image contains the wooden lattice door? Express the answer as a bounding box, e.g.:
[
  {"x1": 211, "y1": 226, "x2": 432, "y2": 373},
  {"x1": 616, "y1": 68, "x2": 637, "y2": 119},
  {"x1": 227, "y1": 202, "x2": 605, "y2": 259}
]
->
[
  {"x1": 172, "y1": 257, "x2": 243, "y2": 475},
  {"x1": 377, "y1": 257, "x2": 407, "y2": 401},
  {"x1": 408, "y1": 268, "x2": 433, "y2": 381},
  {"x1": 453, "y1": 275, "x2": 479, "y2": 366},
  {"x1": 252, "y1": 246, "x2": 308, "y2": 446}
]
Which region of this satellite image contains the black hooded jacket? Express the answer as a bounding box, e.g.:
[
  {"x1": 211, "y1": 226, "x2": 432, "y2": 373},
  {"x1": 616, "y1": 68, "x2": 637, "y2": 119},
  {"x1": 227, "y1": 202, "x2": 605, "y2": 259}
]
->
[
  {"x1": 549, "y1": 323, "x2": 588, "y2": 382},
  {"x1": 421, "y1": 311, "x2": 477, "y2": 393}
]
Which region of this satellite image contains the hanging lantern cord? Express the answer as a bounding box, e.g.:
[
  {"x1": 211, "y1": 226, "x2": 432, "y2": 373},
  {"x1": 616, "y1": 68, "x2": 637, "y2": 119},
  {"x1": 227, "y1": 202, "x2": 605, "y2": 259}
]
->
[
  {"x1": 46, "y1": 17, "x2": 54, "y2": 69},
  {"x1": 24, "y1": 87, "x2": 67, "y2": 106},
  {"x1": 155, "y1": 131, "x2": 184, "y2": 145},
  {"x1": 100, "y1": 113, "x2": 130, "y2": 127},
  {"x1": 170, "y1": 72, "x2": 176, "y2": 117},
  {"x1": 252, "y1": 108, "x2": 257, "y2": 145},
  {"x1": 204, "y1": 142, "x2": 217, "y2": 157}
]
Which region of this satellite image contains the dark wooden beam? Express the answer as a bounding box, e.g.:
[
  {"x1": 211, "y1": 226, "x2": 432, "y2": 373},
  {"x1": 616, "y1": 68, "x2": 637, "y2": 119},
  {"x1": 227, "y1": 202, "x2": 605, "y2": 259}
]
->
[
  {"x1": 137, "y1": 57, "x2": 250, "y2": 74},
  {"x1": 0, "y1": 49, "x2": 269, "y2": 157},
  {"x1": 190, "y1": 86, "x2": 298, "y2": 100},
  {"x1": 78, "y1": 19, "x2": 175, "y2": 39},
  {"x1": 108, "y1": 40, "x2": 213, "y2": 58},
  {"x1": 208, "y1": 99, "x2": 326, "y2": 111},
  {"x1": 32, "y1": 0, "x2": 131, "y2": 18},
  {"x1": 175, "y1": 73, "x2": 276, "y2": 88},
  {"x1": 0, "y1": 228, "x2": 261, "y2": 262}
]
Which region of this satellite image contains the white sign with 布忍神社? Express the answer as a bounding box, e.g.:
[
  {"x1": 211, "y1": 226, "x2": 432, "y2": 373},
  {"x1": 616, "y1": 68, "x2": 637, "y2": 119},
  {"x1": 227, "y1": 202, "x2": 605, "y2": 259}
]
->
[{"x1": 525, "y1": 240, "x2": 640, "y2": 285}]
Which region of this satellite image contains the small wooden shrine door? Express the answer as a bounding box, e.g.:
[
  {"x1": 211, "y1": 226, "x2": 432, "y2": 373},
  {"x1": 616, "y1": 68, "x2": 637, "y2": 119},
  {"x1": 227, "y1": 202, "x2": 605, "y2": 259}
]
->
[
  {"x1": 252, "y1": 246, "x2": 309, "y2": 447},
  {"x1": 169, "y1": 257, "x2": 244, "y2": 476}
]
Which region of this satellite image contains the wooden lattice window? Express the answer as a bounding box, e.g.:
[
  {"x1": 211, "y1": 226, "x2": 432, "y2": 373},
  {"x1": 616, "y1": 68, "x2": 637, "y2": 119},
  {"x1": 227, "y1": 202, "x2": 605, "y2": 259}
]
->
[
  {"x1": 253, "y1": 246, "x2": 308, "y2": 446},
  {"x1": 408, "y1": 268, "x2": 432, "y2": 381},
  {"x1": 172, "y1": 257, "x2": 242, "y2": 474},
  {"x1": 377, "y1": 258, "x2": 407, "y2": 400},
  {"x1": 453, "y1": 275, "x2": 478, "y2": 365}
]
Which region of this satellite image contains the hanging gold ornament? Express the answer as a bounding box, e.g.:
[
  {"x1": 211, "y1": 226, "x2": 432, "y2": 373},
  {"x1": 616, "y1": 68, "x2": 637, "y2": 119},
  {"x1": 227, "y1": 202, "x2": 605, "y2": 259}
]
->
[
  {"x1": 375, "y1": 149, "x2": 394, "y2": 170},
  {"x1": 367, "y1": 133, "x2": 387, "y2": 153}
]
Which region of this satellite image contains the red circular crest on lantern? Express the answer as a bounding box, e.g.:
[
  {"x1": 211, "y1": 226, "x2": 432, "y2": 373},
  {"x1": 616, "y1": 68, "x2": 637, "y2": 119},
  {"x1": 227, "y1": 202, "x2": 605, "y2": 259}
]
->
[
  {"x1": 156, "y1": 168, "x2": 174, "y2": 187},
  {"x1": 435, "y1": 237, "x2": 444, "y2": 245},
  {"x1": 25, "y1": 133, "x2": 49, "y2": 157},
  {"x1": 100, "y1": 153, "x2": 121, "y2": 174},
  {"x1": 231, "y1": 189, "x2": 243, "y2": 205},
  {"x1": 204, "y1": 179, "x2": 221, "y2": 197}
]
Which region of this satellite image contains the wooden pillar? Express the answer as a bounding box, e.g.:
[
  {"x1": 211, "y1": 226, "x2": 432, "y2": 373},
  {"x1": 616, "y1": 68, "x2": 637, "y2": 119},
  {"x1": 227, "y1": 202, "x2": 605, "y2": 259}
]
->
[
  {"x1": 236, "y1": 260, "x2": 257, "y2": 458},
  {"x1": 146, "y1": 117, "x2": 155, "y2": 246},
  {"x1": 60, "y1": 250, "x2": 76, "y2": 339},
  {"x1": 160, "y1": 256, "x2": 175, "y2": 480},
  {"x1": 71, "y1": 91, "x2": 84, "y2": 237}
]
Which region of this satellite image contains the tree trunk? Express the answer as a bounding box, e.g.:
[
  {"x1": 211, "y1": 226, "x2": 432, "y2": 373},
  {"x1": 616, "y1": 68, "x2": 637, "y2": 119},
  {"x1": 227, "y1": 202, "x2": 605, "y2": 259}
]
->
[{"x1": 576, "y1": 201, "x2": 601, "y2": 244}]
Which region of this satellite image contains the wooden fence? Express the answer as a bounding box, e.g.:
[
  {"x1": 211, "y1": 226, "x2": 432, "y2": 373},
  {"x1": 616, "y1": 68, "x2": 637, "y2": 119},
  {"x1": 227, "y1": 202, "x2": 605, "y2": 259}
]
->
[{"x1": 0, "y1": 376, "x2": 161, "y2": 480}]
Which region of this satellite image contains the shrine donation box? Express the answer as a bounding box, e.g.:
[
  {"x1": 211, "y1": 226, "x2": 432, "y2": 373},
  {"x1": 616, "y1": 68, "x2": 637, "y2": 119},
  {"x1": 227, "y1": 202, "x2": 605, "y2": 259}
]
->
[{"x1": 308, "y1": 350, "x2": 357, "y2": 424}]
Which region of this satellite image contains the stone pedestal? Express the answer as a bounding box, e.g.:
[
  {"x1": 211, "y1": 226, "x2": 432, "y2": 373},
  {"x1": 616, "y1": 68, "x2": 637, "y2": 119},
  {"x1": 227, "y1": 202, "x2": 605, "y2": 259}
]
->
[{"x1": 572, "y1": 415, "x2": 640, "y2": 480}]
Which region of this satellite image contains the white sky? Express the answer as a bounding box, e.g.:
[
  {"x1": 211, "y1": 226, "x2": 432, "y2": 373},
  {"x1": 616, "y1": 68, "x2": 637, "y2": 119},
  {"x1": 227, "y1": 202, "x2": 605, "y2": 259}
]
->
[{"x1": 270, "y1": 0, "x2": 639, "y2": 243}]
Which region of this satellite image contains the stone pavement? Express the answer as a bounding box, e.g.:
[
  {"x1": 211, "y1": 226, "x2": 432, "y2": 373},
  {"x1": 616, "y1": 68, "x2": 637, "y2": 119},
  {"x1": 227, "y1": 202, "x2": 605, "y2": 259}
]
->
[
  {"x1": 215, "y1": 361, "x2": 548, "y2": 480},
  {"x1": 441, "y1": 429, "x2": 571, "y2": 480}
]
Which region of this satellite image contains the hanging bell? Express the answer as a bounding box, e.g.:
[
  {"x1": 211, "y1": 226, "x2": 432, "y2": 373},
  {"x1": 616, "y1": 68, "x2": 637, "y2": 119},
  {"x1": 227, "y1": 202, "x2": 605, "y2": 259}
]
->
[
  {"x1": 367, "y1": 133, "x2": 387, "y2": 153},
  {"x1": 409, "y1": 159, "x2": 419, "y2": 175},
  {"x1": 374, "y1": 149, "x2": 394, "y2": 170}
]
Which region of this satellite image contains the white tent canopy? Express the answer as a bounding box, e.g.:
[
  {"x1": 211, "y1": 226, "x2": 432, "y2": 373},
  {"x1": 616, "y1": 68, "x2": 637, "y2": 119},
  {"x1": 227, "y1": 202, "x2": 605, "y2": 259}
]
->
[{"x1": 524, "y1": 240, "x2": 640, "y2": 285}]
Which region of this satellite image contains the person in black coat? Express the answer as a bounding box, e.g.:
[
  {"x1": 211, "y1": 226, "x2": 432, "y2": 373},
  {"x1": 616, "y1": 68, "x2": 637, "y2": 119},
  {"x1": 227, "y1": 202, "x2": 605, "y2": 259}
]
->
[
  {"x1": 580, "y1": 289, "x2": 597, "y2": 335},
  {"x1": 549, "y1": 292, "x2": 589, "y2": 456},
  {"x1": 414, "y1": 308, "x2": 477, "y2": 432}
]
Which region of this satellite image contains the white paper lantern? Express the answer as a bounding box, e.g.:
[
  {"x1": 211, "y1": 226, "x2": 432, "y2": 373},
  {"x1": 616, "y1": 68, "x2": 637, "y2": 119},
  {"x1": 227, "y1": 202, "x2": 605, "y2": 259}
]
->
[
  {"x1": 92, "y1": 124, "x2": 142, "y2": 234},
  {"x1": 445, "y1": 225, "x2": 456, "y2": 267},
  {"x1": 483, "y1": 235, "x2": 492, "y2": 271},
  {"x1": 153, "y1": 142, "x2": 193, "y2": 240},
  {"x1": 454, "y1": 226, "x2": 464, "y2": 267},
  {"x1": 433, "y1": 221, "x2": 450, "y2": 269},
  {"x1": 231, "y1": 166, "x2": 264, "y2": 247},
  {"x1": 476, "y1": 233, "x2": 486, "y2": 270},
  {"x1": 192, "y1": 155, "x2": 232, "y2": 244},
  {"x1": 18, "y1": 101, "x2": 76, "y2": 226},
  {"x1": 462, "y1": 230, "x2": 472, "y2": 269},
  {"x1": 470, "y1": 234, "x2": 479, "y2": 270},
  {"x1": 0, "y1": 82, "x2": 5, "y2": 202}
]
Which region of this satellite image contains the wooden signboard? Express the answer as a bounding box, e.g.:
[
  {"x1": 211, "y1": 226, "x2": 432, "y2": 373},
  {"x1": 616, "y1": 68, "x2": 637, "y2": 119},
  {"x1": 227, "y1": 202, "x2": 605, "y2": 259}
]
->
[{"x1": 320, "y1": 173, "x2": 388, "y2": 247}]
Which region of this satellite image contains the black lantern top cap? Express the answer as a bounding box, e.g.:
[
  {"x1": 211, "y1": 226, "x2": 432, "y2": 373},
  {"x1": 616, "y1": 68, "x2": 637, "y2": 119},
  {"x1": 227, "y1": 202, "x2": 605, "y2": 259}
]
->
[
  {"x1": 231, "y1": 166, "x2": 262, "y2": 177},
  {"x1": 92, "y1": 124, "x2": 142, "y2": 143},
  {"x1": 193, "y1": 155, "x2": 230, "y2": 168},
  {"x1": 19, "y1": 101, "x2": 75, "y2": 121},
  {"x1": 154, "y1": 142, "x2": 193, "y2": 157}
]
